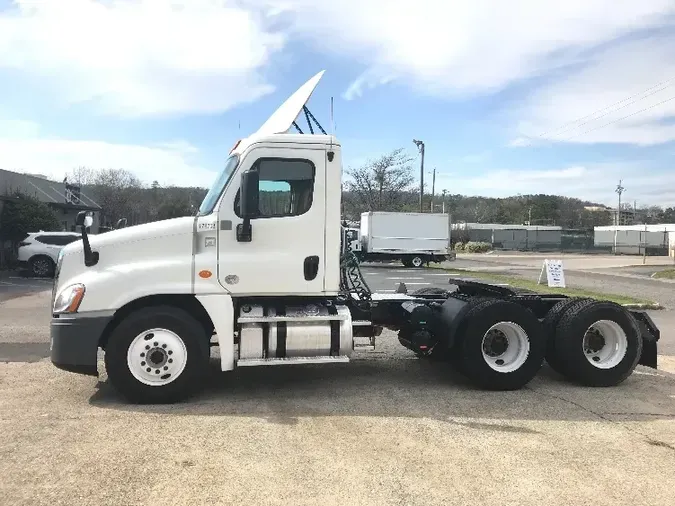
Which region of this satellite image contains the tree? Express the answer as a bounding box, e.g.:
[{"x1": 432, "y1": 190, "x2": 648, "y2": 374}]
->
[
  {"x1": 343, "y1": 148, "x2": 416, "y2": 218},
  {"x1": 67, "y1": 166, "x2": 97, "y2": 186},
  {"x1": 0, "y1": 193, "x2": 60, "y2": 242},
  {"x1": 86, "y1": 169, "x2": 143, "y2": 227}
]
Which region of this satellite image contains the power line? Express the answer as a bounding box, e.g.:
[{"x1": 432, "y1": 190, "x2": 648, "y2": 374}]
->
[
  {"x1": 536, "y1": 76, "x2": 675, "y2": 139},
  {"x1": 561, "y1": 93, "x2": 675, "y2": 141},
  {"x1": 547, "y1": 81, "x2": 675, "y2": 138}
]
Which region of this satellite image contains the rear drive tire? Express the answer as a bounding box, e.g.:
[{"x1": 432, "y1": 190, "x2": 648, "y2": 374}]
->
[
  {"x1": 553, "y1": 300, "x2": 642, "y2": 387},
  {"x1": 411, "y1": 256, "x2": 424, "y2": 268},
  {"x1": 454, "y1": 299, "x2": 546, "y2": 390},
  {"x1": 401, "y1": 258, "x2": 413, "y2": 267},
  {"x1": 30, "y1": 255, "x2": 55, "y2": 278},
  {"x1": 104, "y1": 306, "x2": 210, "y2": 404},
  {"x1": 542, "y1": 297, "x2": 590, "y2": 376}
]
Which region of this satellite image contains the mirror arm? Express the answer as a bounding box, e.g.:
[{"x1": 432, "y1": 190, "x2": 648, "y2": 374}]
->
[
  {"x1": 75, "y1": 211, "x2": 99, "y2": 267},
  {"x1": 81, "y1": 229, "x2": 99, "y2": 267}
]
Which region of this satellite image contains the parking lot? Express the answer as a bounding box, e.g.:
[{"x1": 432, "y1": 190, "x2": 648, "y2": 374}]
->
[
  {"x1": 1, "y1": 260, "x2": 675, "y2": 506},
  {"x1": 0, "y1": 271, "x2": 52, "y2": 303}
]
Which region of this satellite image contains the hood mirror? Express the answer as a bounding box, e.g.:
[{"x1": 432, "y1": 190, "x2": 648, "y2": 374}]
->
[{"x1": 75, "y1": 211, "x2": 99, "y2": 267}]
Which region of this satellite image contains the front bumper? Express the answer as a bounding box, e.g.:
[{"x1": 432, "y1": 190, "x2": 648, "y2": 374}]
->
[{"x1": 50, "y1": 314, "x2": 112, "y2": 376}]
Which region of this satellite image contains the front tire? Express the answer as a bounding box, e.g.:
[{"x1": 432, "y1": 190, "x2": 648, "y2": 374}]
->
[{"x1": 104, "y1": 306, "x2": 210, "y2": 404}]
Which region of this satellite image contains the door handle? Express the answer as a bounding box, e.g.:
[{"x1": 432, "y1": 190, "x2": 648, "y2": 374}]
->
[{"x1": 304, "y1": 256, "x2": 319, "y2": 281}]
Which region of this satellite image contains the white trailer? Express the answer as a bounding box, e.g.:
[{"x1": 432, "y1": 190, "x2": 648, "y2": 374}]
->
[
  {"x1": 49, "y1": 71, "x2": 660, "y2": 404},
  {"x1": 355, "y1": 211, "x2": 449, "y2": 267}
]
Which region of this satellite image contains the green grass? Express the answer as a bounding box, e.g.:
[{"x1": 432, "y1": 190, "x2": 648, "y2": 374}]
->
[
  {"x1": 652, "y1": 268, "x2": 675, "y2": 280},
  {"x1": 431, "y1": 266, "x2": 657, "y2": 306}
]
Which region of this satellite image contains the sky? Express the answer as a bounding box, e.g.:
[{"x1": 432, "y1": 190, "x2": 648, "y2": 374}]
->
[{"x1": 1, "y1": 0, "x2": 675, "y2": 207}]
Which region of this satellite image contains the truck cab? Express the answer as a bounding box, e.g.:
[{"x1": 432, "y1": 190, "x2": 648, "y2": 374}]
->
[{"x1": 50, "y1": 71, "x2": 660, "y2": 404}]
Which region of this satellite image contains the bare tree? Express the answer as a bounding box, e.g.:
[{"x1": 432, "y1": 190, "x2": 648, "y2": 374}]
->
[
  {"x1": 343, "y1": 148, "x2": 416, "y2": 217},
  {"x1": 86, "y1": 169, "x2": 143, "y2": 226},
  {"x1": 67, "y1": 166, "x2": 97, "y2": 186}
]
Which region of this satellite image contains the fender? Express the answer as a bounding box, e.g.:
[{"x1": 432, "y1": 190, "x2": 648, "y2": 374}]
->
[{"x1": 196, "y1": 293, "x2": 235, "y2": 371}]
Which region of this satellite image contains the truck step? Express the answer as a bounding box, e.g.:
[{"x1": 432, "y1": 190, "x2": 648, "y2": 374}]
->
[
  {"x1": 236, "y1": 356, "x2": 350, "y2": 367},
  {"x1": 352, "y1": 320, "x2": 372, "y2": 327},
  {"x1": 237, "y1": 314, "x2": 349, "y2": 324}
]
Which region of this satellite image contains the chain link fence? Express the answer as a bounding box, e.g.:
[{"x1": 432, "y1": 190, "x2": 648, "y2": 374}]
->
[{"x1": 452, "y1": 225, "x2": 672, "y2": 255}]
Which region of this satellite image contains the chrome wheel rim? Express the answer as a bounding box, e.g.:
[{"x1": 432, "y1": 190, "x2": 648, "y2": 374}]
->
[
  {"x1": 126, "y1": 328, "x2": 188, "y2": 386},
  {"x1": 582, "y1": 320, "x2": 627, "y2": 369},
  {"x1": 481, "y1": 322, "x2": 530, "y2": 373}
]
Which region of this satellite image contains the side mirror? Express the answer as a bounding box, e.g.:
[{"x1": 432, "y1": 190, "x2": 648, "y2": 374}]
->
[
  {"x1": 76, "y1": 211, "x2": 93, "y2": 229},
  {"x1": 237, "y1": 169, "x2": 259, "y2": 243},
  {"x1": 239, "y1": 169, "x2": 259, "y2": 219}
]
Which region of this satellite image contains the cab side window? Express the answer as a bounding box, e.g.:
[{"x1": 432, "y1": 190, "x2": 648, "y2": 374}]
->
[{"x1": 235, "y1": 158, "x2": 315, "y2": 218}]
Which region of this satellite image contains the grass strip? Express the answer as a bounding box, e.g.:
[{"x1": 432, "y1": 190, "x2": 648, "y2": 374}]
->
[
  {"x1": 432, "y1": 267, "x2": 656, "y2": 306},
  {"x1": 652, "y1": 269, "x2": 675, "y2": 280}
]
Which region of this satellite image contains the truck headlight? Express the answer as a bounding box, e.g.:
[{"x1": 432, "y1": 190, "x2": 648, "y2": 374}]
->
[{"x1": 53, "y1": 284, "x2": 86, "y2": 314}]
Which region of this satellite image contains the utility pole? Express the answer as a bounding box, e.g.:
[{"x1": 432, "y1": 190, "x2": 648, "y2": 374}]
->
[
  {"x1": 413, "y1": 139, "x2": 425, "y2": 212},
  {"x1": 614, "y1": 180, "x2": 625, "y2": 254},
  {"x1": 441, "y1": 189, "x2": 447, "y2": 214},
  {"x1": 615, "y1": 180, "x2": 625, "y2": 226},
  {"x1": 429, "y1": 168, "x2": 436, "y2": 212}
]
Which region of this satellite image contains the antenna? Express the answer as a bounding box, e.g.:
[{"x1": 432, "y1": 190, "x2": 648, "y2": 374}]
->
[
  {"x1": 331, "y1": 96, "x2": 334, "y2": 135},
  {"x1": 330, "y1": 96, "x2": 334, "y2": 149}
]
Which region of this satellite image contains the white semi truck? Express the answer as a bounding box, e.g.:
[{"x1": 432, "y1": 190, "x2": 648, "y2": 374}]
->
[
  {"x1": 50, "y1": 71, "x2": 660, "y2": 404},
  {"x1": 352, "y1": 211, "x2": 450, "y2": 267}
]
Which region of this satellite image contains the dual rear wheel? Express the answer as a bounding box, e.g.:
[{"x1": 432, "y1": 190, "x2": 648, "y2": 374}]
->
[{"x1": 437, "y1": 296, "x2": 642, "y2": 390}]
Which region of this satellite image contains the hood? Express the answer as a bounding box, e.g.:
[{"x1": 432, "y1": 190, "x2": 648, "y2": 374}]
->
[
  {"x1": 91, "y1": 216, "x2": 195, "y2": 248},
  {"x1": 255, "y1": 70, "x2": 325, "y2": 136},
  {"x1": 62, "y1": 216, "x2": 195, "y2": 258}
]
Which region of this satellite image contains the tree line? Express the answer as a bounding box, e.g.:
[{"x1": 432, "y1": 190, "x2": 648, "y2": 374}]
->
[{"x1": 5, "y1": 147, "x2": 675, "y2": 241}]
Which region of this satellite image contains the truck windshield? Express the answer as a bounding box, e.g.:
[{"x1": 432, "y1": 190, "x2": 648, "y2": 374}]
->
[{"x1": 198, "y1": 154, "x2": 239, "y2": 215}]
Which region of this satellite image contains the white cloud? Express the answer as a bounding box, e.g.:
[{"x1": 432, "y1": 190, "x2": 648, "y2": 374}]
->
[
  {"x1": 509, "y1": 35, "x2": 675, "y2": 146},
  {"x1": 244, "y1": 0, "x2": 675, "y2": 98},
  {"x1": 435, "y1": 163, "x2": 675, "y2": 207},
  {"x1": 0, "y1": 136, "x2": 218, "y2": 188},
  {"x1": 0, "y1": 0, "x2": 286, "y2": 116},
  {"x1": 242, "y1": 0, "x2": 675, "y2": 146}
]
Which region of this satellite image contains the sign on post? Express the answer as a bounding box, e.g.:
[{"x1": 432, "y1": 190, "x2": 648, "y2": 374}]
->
[{"x1": 538, "y1": 259, "x2": 566, "y2": 288}]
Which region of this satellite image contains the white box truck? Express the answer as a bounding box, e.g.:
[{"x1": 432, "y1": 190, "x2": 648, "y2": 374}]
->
[
  {"x1": 49, "y1": 70, "x2": 660, "y2": 404},
  {"x1": 356, "y1": 211, "x2": 450, "y2": 267}
]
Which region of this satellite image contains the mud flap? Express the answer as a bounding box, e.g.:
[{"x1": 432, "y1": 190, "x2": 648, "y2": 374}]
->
[{"x1": 631, "y1": 311, "x2": 660, "y2": 369}]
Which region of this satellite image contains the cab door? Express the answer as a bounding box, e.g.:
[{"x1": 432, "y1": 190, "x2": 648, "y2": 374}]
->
[{"x1": 217, "y1": 145, "x2": 327, "y2": 296}]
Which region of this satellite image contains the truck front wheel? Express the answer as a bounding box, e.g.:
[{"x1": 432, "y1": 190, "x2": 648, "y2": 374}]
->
[{"x1": 104, "y1": 306, "x2": 210, "y2": 404}]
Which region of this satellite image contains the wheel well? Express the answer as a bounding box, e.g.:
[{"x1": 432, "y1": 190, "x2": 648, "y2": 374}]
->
[{"x1": 99, "y1": 294, "x2": 215, "y2": 350}]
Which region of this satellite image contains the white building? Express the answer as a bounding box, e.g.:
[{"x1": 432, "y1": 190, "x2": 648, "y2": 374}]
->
[{"x1": 594, "y1": 224, "x2": 675, "y2": 256}]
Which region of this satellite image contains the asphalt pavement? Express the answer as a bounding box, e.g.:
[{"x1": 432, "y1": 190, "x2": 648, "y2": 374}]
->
[
  {"x1": 1, "y1": 264, "x2": 675, "y2": 505},
  {"x1": 0, "y1": 270, "x2": 52, "y2": 302}
]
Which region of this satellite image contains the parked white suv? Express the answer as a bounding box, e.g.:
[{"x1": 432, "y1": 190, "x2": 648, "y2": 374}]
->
[{"x1": 17, "y1": 232, "x2": 82, "y2": 277}]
